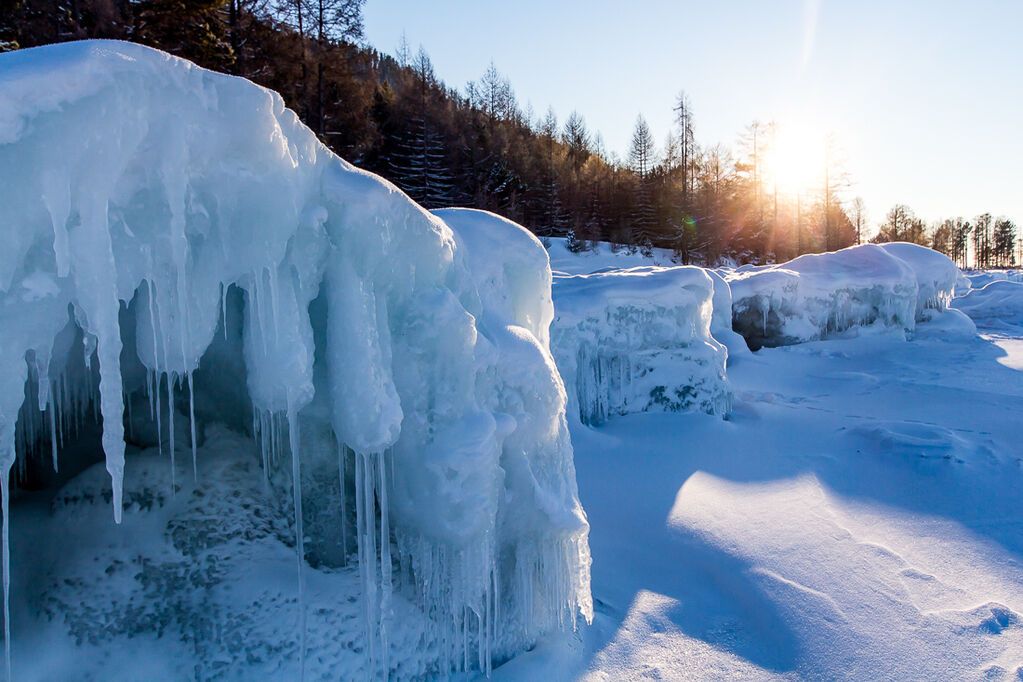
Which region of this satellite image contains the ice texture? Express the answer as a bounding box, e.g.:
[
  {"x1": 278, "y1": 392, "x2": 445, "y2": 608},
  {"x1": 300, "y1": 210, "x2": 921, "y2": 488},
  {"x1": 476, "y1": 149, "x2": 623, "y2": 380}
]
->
[
  {"x1": 728, "y1": 244, "x2": 921, "y2": 349},
  {"x1": 879, "y1": 242, "x2": 959, "y2": 320},
  {"x1": 0, "y1": 40, "x2": 590, "y2": 677},
  {"x1": 551, "y1": 266, "x2": 731, "y2": 426}
]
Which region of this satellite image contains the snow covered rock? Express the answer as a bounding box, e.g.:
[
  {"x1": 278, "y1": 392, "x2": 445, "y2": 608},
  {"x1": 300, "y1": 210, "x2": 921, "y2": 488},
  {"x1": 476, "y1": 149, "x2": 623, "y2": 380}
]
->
[
  {"x1": 0, "y1": 40, "x2": 590, "y2": 677},
  {"x1": 728, "y1": 244, "x2": 919, "y2": 349},
  {"x1": 551, "y1": 266, "x2": 730, "y2": 426},
  {"x1": 879, "y1": 242, "x2": 959, "y2": 319},
  {"x1": 952, "y1": 280, "x2": 1023, "y2": 328}
]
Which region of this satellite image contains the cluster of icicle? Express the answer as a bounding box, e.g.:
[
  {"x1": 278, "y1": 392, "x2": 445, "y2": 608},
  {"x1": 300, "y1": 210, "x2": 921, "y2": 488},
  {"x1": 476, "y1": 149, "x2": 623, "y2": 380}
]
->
[
  {"x1": 0, "y1": 41, "x2": 591, "y2": 679},
  {"x1": 550, "y1": 266, "x2": 731, "y2": 426}
]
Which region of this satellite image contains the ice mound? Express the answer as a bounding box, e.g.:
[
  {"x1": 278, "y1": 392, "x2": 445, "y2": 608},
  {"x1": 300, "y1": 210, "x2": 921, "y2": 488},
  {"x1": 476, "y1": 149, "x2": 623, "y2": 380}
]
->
[
  {"x1": 0, "y1": 40, "x2": 590, "y2": 677},
  {"x1": 879, "y1": 242, "x2": 959, "y2": 319},
  {"x1": 952, "y1": 281, "x2": 1023, "y2": 328},
  {"x1": 728, "y1": 244, "x2": 919, "y2": 349},
  {"x1": 551, "y1": 266, "x2": 730, "y2": 426}
]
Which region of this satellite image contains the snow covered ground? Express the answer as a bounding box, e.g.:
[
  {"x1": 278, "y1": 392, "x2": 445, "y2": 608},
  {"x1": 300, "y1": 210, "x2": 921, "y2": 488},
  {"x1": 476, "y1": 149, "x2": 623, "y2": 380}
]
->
[
  {"x1": 499, "y1": 247, "x2": 1023, "y2": 681},
  {"x1": 2, "y1": 40, "x2": 1021, "y2": 681}
]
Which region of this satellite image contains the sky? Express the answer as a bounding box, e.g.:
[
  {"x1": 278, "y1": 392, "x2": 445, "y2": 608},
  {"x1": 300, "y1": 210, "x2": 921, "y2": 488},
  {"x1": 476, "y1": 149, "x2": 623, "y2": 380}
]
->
[{"x1": 364, "y1": 0, "x2": 1021, "y2": 233}]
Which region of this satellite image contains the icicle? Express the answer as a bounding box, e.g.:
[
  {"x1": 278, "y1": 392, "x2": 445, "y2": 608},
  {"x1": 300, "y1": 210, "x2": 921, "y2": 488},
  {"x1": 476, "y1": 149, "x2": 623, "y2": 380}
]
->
[
  {"x1": 1, "y1": 458, "x2": 11, "y2": 682},
  {"x1": 337, "y1": 443, "x2": 347, "y2": 566},
  {"x1": 166, "y1": 374, "x2": 176, "y2": 492},
  {"x1": 187, "y1": 371, "x2": 197, "y2": 480},
  {"x1": 378, "y1": 451, "x2": 391, "y2": 678},
  {"x1": 221, "y1": 282, "x2": 228, "y2": 341},
  {"x1": 285, "y1": 397, "x2": 306, "y2": 682},
  {"x1": 48, "y1": 389, "x2": 58, "y2": 474}
]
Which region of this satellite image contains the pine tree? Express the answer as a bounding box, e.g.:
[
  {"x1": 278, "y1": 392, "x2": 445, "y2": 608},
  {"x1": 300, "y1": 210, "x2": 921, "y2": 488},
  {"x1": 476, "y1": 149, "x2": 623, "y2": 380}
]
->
[{"x1": 629, "y1": 115, "x2": 657, "y2": 248}]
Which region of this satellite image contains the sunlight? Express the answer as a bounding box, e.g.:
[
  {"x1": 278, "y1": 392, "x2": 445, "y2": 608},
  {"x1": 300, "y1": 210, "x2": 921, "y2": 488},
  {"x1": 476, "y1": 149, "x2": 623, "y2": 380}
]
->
[{"x1": 765, "y1": 120, "x2": 827, "y2": 196}]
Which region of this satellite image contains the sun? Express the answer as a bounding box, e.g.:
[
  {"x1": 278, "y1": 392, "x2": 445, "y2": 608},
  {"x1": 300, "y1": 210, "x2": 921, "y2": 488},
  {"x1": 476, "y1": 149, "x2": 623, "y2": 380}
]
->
[{"x1": 764, "y1": 120, "x2": 827, "y2": 196}]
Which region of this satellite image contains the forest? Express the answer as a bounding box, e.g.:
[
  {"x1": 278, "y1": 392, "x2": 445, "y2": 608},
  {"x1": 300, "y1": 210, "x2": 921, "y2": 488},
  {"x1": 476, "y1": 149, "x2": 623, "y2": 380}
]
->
[{"x1": 2, "y1": 0, "x2": 1018, "y2": 266}]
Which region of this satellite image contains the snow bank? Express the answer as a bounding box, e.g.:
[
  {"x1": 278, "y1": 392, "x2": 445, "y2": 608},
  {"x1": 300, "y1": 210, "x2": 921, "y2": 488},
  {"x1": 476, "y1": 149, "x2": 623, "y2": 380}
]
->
[
  {"x1": 551, "y1": 266, "x2": 730, "y2": 426},
  {"x1": 0, "y1": 40, "x2": 590, "y2": 677},
  {"x1": 952, "y1": 281, "x2": 1023, "y2": 327},
  {"x1": 728, "y1": 245, "x2": 919, "y2": 349},
  {"x1": 879, "y1": 242, "x2": 959, "y2": 319},
  {"x1": 965, "y1": 269, "x2": 1023, "y2": 289}
]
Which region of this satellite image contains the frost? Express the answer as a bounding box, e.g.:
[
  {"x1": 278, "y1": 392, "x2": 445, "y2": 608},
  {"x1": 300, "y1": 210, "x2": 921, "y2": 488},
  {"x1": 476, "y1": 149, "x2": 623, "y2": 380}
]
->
[
  {"x1": 550, "y1": 266, "x2": 731, "y2": 426},
  {"x1": 0, "y1": 41, "x2": 590, "y2": 677}
]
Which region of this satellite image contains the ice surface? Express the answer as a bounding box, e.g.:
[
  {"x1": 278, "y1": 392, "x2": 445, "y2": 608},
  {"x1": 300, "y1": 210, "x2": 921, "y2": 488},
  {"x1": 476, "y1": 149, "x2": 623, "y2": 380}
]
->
[
  {"x1": 0, "y1": 40, "x2": 590, "y2": 677},
  {"x1": 551, "y1": 266, "x2": 730, "y2": 426},
  {"x1": 727, "y1": 244, "x2": 920, "y2": 349}
]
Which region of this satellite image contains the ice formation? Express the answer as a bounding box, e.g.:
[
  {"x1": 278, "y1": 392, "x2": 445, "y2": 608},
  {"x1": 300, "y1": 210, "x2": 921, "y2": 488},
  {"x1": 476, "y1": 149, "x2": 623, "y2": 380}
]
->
[
  {"x1": 0, "y1": 40, "x2": 590, "y2": 677},
  {"x1": 706, "y1": 269, "x2": 750, "y2": 359},
  {"x1": 878, "y1": 242, "x2": 959, "y2": 320},
  {"x1": 551, "y1": 266, "x2": 730, "y2": 426},
  {"x1": 728, "y1": 244, "x2": 920, "y2": 349}
]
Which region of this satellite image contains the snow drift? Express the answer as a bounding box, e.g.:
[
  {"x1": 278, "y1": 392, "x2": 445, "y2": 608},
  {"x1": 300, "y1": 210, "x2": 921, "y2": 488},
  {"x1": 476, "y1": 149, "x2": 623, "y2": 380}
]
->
[
  {"x1": 551, "y1": 266, "x2": 730, "y2": 426},
  {"x1": 0, "y1": 40, "x2": 591, "y2": 677},
  {"x1": 953, "y1": 280, "x2": 1023, "y2": 328},
  {"x1": 729, "y1": 244, "x2": 932, "y2": 349}
]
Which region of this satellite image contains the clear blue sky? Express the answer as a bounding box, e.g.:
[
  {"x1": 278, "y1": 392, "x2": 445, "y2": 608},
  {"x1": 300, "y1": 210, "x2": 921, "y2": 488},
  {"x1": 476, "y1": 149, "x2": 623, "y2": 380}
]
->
[{"x1": 365, "y1": 0, "x2": 1021, "y2": 232}]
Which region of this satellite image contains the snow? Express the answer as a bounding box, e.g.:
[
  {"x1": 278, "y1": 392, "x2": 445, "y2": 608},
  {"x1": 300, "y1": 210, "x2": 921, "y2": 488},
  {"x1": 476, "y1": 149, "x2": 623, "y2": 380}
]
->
[
  {"x1": 494, "y1": 243, "x2": 1023, "y2": 681},
  {"x1": 499, "y1": 290, "x2": 1023, "y2": 682},
  {"x1": 551, "y1": 267, "x2": 730, "y2": 426},
  {"x1": 545, "y1": 238, "x2": 678, "y2": 275},
  {"x1": 0, "y1": 40, "x2": 590, "y2": 678},
  {"x1": 728, "y1": 244, "x2": 922, "y2": 349},
  {"x1": 953, "y1": 280, "x2": 1023, "y2": 330}
]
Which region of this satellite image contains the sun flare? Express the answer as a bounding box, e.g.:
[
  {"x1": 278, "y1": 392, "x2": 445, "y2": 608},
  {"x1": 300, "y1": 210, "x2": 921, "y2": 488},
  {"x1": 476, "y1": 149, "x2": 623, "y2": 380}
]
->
[{"x1": 765, "y1": 120, "x2": 827, "y2": 196}]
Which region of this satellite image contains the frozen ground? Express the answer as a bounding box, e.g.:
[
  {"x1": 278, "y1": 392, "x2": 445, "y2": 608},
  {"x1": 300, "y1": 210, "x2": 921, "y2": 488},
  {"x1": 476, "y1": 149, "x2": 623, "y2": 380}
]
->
[{"x1": 498, "y1": 257, "x2": 1023, "y2": 680}]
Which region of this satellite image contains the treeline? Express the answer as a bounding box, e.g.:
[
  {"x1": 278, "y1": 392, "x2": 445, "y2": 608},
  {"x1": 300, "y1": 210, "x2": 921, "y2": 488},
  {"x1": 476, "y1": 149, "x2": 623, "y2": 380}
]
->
[
  {"x1": 871, "y1": 205, "x2": 1020, "y2": 269},
  {"x1": 0, "y1": 0, "x2": 925, "y2": 265}
]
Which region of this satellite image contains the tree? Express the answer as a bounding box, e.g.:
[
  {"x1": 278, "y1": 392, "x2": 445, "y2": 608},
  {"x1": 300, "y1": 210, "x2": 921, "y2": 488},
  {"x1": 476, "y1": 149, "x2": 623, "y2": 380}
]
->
[
  {"x1": 993, "y1": 218, "x2": 1017, "y2": 266},
  {"x1": 629, "y1": 115, "x2": 657, "y2": 248},
  {"x1": 850, "y1": 197, "x2": 867, "y2": 245},
  {"x1": 973, "y1": 213, "x2": 993, "y2": 268}
]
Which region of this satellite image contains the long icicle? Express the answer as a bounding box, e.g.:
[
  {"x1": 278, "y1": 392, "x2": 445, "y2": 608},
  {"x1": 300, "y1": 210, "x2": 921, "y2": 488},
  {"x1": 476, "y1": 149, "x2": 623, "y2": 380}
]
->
[
  {"x1": 187, "y1": 371, "x2": 197, "y2": 479},
  {"x1": 286, "y1": 396, "x2": 306, "y2": 682}
]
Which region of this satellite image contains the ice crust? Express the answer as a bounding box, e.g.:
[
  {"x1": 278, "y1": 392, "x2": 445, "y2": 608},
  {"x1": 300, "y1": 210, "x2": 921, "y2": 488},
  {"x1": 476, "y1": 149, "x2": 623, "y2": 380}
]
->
[
  {"x1": 727, "y1": 244, "x2": 961, "y2": 349},
  {"x1": 0, "y1": 40, "x2": 590, "y2": 677},
  {"x1": 551, "y1": 266, "x2": 731, "y2": 426}
]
